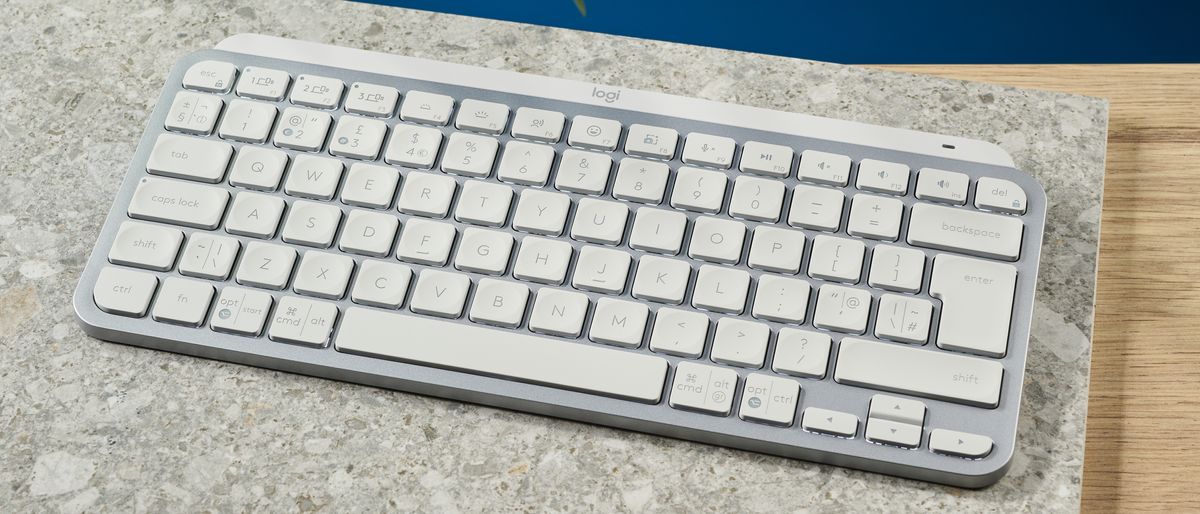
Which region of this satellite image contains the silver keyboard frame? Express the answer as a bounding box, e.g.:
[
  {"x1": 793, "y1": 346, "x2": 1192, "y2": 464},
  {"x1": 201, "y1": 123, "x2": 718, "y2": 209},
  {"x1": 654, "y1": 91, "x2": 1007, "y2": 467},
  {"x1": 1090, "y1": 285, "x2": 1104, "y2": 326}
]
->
[{"x1": 73, "y1": 44, "x2": 1047, "y2": 488}]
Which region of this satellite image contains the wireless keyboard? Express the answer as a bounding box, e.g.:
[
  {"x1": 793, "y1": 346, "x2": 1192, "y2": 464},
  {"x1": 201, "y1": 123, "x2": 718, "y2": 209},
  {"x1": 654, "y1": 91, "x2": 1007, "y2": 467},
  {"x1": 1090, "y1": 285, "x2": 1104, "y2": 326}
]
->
[{"x1": 73, "y1": 35, "x2": 1046, "y2": 488}]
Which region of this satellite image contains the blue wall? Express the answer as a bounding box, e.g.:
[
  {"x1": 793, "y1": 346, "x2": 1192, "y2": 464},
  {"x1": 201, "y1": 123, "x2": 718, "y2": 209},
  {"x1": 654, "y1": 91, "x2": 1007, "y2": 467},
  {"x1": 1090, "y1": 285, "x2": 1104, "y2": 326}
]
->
[{"x1": 361, "y1": 0, "x2": 1200, "y2": 64}]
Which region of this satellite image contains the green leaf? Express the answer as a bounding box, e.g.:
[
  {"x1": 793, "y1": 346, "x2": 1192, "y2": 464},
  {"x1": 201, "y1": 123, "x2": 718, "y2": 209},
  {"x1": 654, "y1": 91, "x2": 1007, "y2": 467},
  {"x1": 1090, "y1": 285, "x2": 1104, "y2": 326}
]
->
[{"x1": 573, "y1": 0, "x2": 587, "y2": 16}]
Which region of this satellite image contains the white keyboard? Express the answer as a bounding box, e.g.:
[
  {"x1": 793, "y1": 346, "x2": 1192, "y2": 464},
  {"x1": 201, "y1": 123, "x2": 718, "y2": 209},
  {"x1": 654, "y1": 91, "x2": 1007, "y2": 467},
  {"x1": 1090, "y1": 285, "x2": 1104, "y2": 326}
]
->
[{"x1": 73, "y1": 35, "x2": 1046, "y2": 488}]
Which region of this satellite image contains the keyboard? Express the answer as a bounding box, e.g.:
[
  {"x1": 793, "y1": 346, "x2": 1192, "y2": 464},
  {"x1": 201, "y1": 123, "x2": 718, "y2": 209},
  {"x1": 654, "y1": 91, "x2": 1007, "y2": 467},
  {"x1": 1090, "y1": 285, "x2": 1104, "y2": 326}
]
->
[{"x1": 73, "y1": 35, "x2": 1046, "y2": 488}]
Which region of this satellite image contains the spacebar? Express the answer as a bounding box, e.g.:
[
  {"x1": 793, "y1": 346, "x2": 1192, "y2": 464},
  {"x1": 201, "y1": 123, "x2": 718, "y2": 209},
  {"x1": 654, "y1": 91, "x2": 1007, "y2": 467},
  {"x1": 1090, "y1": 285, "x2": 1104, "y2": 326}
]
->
[{"x1": 334, "y1": 307, "x2": 669, "y2": 403}]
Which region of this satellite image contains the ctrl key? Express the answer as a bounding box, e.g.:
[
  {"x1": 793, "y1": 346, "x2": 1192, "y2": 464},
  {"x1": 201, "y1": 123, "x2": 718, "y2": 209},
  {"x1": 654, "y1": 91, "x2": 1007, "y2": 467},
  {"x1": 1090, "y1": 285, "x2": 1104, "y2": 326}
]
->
[
  {"x1": 267, "y1": 296, "x2": 339, "y2": 347},
  {"x1": 93, "y1": 266, "x2": 159, "y2": 317}
]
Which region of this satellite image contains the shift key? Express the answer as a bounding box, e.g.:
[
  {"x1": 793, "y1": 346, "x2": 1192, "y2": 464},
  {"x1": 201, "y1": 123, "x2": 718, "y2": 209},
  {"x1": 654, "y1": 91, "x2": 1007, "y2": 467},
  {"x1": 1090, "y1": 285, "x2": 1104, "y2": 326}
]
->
[
  {"x1": 834, "y1": 338, "x2": 1004, "y2": 408},
  {"x1": 127, "y1": 177, "x2": 229, "y2": 229}
]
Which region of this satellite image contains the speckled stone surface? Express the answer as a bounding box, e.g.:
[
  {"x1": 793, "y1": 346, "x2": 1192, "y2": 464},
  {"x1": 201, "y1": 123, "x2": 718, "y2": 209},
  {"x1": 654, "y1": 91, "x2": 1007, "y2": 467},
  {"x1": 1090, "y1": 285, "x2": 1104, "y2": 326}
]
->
[{"x1": 0, "y1": 0, "x2": 1107, "y2": 511}]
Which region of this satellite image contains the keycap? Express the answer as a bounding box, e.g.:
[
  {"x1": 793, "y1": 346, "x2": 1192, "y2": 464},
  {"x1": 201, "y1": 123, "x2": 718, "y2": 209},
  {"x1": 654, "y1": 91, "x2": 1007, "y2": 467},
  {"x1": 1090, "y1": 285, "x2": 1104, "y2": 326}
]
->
[
  {"x1": 572, "y1": 246, "x2": 631, "y2": 294},
  {"x1": 497, "y1": 141, "x2": 555, "y2": 186},
  {"x1": 807, "y1": 235, "x2": 864, "y2": 283},
  {"x1": 345, "y1": 82, "x2": 400, "y2": 117},
  {"x1": 340, "y1": 163, "x2": 400, "y2": 209},
  {"x1": 688, "y1": 216, "x2": 746, "y2": 264},
  {"x1": 397, "y1": 172, "x2": 458, "y2": 218},
  {"x1": 739, "y1": 141, "x2": 794, "y2": 178},
  {"x1": 456, "y1": 99, "x2": 510, "y2": 135},
  {"x1": 236, "y1": 67, "x2": 290, "y2": 100},
  {"x1": 235, "y1": 242, "x2": 297, "y2": 290},
  {"x1": 442, "y1": 132, "x2": 500, "y2": 177},
  {"x1": 455, "y1": 180, "x2": 513, "y2": 227},
  {"x1": 631, "y1": 255, "x2": 691, "y2": 304},
  {"x1": 284, "y1": 155, "x2": 344, "y2": 200},
  {"x1": 772, "y1": 329, "x2": 831, "y2": 378},
  {"x1": 182, "y1": 60, "x2": 237, "y2": 93},
  {"x1": 93, "y1": 266, "x2": 158, "y2": 317},
  {"x1": 929, "y1": 429, "x2": 994, "y2": 458},
  {"x1": 915, "y1": 168, "x2": 969, "y2": 205},
  {"x1": 866, "y1": 418, "x2": 921, "y2": 448},
  {"x1": 225, "y1": 192, "x2": 285, "y2": 239},
  {"x1": 274, "y1": 107, "x2": 332, "y2": 152},
  {"x1": 710, "y1": 317, "x2": 770, "y2": 368},
  {"x1": 747, "y1": 226, "x2": 805, "y2": 274},
  {"x1": 329, "y1": 115, "x2": 388, "y2": 160},
  {"x1": 867, "y1": 245, "x2": 925, "y2": 293},
  {"x1": 107, "y1": 221, "x2": 183, "y2": 271},
  {"x1": 146, "y1": 134, "x2": 232, "y2": 183},
  {"x1": 797, "y1": 150, "x2": 851, "y2": 186},
  {"x1": 335, "y1": 307, "x2": 668, "y2": 402},
  {"x1": 178, "y1": 234, "x2": 240, "y2": 280},
  {"x1": 801, "y1": 408, "x2": 858, "y2": 437},
  {"x1": 813, "y1": 285, "x2": 870, "y2": 334},
  {"x1": 669, "y1": 362, "x2": 738, "y2": 415},
  {"x1": 907, "y1": 203, "x2": 1024, "y2": 261},
  {"x1": 127, "y1": 177, "x2": 229, "y2": 230},
  {"x1": 567, "y1": 115, "x2": 621, "y2": 151},
  {"x1": 847, "y1": 194, "x2": 904, "y2": 241},
  {"x1": 975, "y1": 177, "x2": 1028, "y2": 214},
  {"x1": 788, "y1": 185, "x2": 844, "y2": 231},
  {"x1": 339, "y1": 214, "x2": 396, "y2": 256},
  {"x1": 728, "y1": 175, "x2": 786, "y2": 222},
  {"x1": 268, "y1": 296, "x2": 339, "y2": 347},
  {"x1": 692, "y1": 265, "x2": 750, "y2": 314},
  {"x1": 648, "y1": 308, "x2": 709, "y2": 358},
  {"x1": 528, "y1": 288, "x2": 589, "y2": 337},
  {"x1": 624, "y1": 124, "x2": 678, "y2": 159},
  {"x1": 510, "y1": 107, "x2": 565, "y2": 143},
  {"x1": 868, "y1": 395, "x2": 927, "y2": 425},
  {"x1": 750, "y1": 275, "x2": 810, "y2": 323},
  {"x1": 281, "y1": 201, "x2": 343, "y2": 247},
  {"x1": 556, "y1": 150, "x2": 613, "y2": 195},
  {"x1": 350, "y1": 260, "x2": 413, "y2": 309},
  {"x1": 385, "y1": 125, "x2": 443, "y2": 169},
  {"x1": 468, "y1": 278, "x2": 529, "y2": 328},
  {"x1": 395, "y1": 219, "x2": 456, "y2": 265},
  {"x1": 670, "y1": 166, "x2": 727, "y2": 213},
  {"x1": 151, "y1": 277, "x2": 215, "y2": 327},
  {"x1": 589, "y1": 298, "x2": 649, "y2": 348},
  {"x1": 875, "y1": 294, "x2": 933, "y2": 343},
  {"x1": 681, "y1": 133, "x2": 735, "y2": 169},
  {"x1": 218, "y1": 99, "x2": 277, "y2": 143},
  {"x1": 293, "y1": 251, "x2": 355, "y2": 299},
  {"x1": 210, "y1": 287, "x2": 274, "y2": 336},
  {"x1": 930, "y1": 254, "x2": 1017, "y2": 357},
  {"x1": 229, "y1": 146, "x2": 288, "y2": 191},
  {"x1": 612, "y1": 158, "x2": 670, "y2": 204},
  {"x1": 856, "y1": 159, "x2": 910, "y2": 195},
  {"x1": 739, "y1": 373, "x2": 801, "y2": 426},
  {"x1": 570, "y1": 198, "x2": 628, "y2": 245},
  {"x1": 512, "y1": 237, "x2": 572, "y2": 284},
  {"x1": 454, "y1": 228, "x2": 514, "y2": 275},
  {"x1": 288, "y1": 76, "x2": 346, "y2": 113},
  {"x1": 409, "y1": 269, "x2": 471, "y2": 318},
  {"x1": 629, "y1": 208, "x2": 687, "y2": 255},
  {"x1": 164, "y1": 91, "x2": 223, "y2": 135},
  {"x1": 834, "y1": 338, "x2": 1004, "y2": 408},
  {"x1": 399, "y1": 90, "x2": 454, "y2": 125}
]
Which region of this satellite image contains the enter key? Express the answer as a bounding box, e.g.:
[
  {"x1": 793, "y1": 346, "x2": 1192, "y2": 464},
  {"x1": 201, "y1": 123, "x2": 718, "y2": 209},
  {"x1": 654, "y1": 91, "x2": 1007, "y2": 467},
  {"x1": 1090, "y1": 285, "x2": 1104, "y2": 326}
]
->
[{"x1": 930, "y1": 254, "x2": 1017, "y2": 358}]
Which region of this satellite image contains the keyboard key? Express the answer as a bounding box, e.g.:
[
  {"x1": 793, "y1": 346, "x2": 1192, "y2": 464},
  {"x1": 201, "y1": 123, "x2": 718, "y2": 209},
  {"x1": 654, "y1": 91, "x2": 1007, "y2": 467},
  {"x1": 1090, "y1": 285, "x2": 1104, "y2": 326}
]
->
[
  {"x1": 632, "y1": 255, "x2": 691, "y2": 304},
  {"x1": 341, "y1": 163, "x2": 400, "y2": 209},
  {"x1": 350, "y1": 260, "x2": 413, "y2": 309},
  {"x1": 468, "y1": 278, "x2": 529, "y2": 328},
  {"x1": 729, "y1": 175, "x2": 786, "y2": 222},
  {"x1": 395, "y1": 219, "x2": 456, "y2": 266},
  {"x1": 670, "y1": 166, "x2": 727, "y2": 213},
  {"x1": 225, "y1": 192, "x2": 285, "y2": 239},
  {"x1": 127, "y1": 177, "x2": 229, "y2": 230},
  {"x1": 93, "y1": 266, "x2": 158, "y2": 317},
  {"x1": 624, "y1": 124, "x2": 678, "y2": 159},
  {"x1": 512, "y1": 189, "x2": 571, "y2": 236},
  {"x1": 681, "y1": 133, "x2": 735, "y2": 169},
  {"x1": 274, "y1": 107, "x2": 332, "y2": 152},
  {"x1": 146, "y1": 134, "x2": 232, "y2": 183},
  {"x1": 210, "y1": 287, "x2": 274, "y2": 336},
  {"x1": 692, "y1": 265, "x2": 750, "y2": 314},
  {"x1": 813, "y1": 285, "x2": 870, "y2": 333},
  {"x1": 649, "y1": 308, "x2": 709, "y2": 358},
  {"x1": 268, "y1": 296, "x2": 339, "y2": 347},
  {"x1": 229, "y1": 146, "x2": 288, "y2": 191},
  {"x1": 739, "y1": 141, "x2": 794, "y2": 178},
  {"x1": 772, "y1": 329, "x2": 831, "y2": 378},
  {"x1": 801, "y1": 407, "x2": 858, "y2": 437},
  {"x1": 788, "y1": 185, "x2": 844, "y2": 231},
  {"x1": 528, "y1": 288, "x2": 589, "y2": 337},
  {"x1": 397, "y1": 171, "x2": 457, "y2": 218},
  {"x1": 497, "y1": 141, "x2": 556, "y2": 186},
  {"x1": 399, "y1": 90, "x2": 454, "y2": 125},
  {"x1": 284, "y1": 155, "x2": 344, "y2": 200},
  {"x1": 151, "y1": 277, "x2": 215, "y2": 327},
  {"x1": 556, "y1": 149, "x2": 613, "y2": 195},
  {"x1": 178, "y1": 234, "x2": 240, "y2": 280},
  {"x1": 710, "y1": 317, "x2": 769, "y2": 368},
  {"x1": 235, "y1": 242, "x2": 297, "y2": 290},
  {"x1": 281, "y1": 201, "x2": 343, "y2": 248},
  {"x1": 907, "y1": 203, "x2": 1024, "y2": 261},
  {"x1": 107, "y1": 221, "x2": 183, "y2": 271},
  {"x1": 409, "y1": 269, "x2": 471, "y2": 318},
  {"x1": 455, "y1": 99, "x2": 510, "y2": 135},
  {"x1": 510, "y1": 107, "x2": 565, "y2": 143},
  {"x1": 834, "y1": 338, "x2": 1004, "y2": 408},
  {"x1": 868, "y1": 395, "x2": 927, "y2": 426},
  {"x1": 570, "y1": 198, "x2": 628, "y2": 245},
  {"x1": 329, "y1": 115, "x2": 388, "y2": 160},
  {"x1": 856, "y1": 159, "x2": 910, "y2": 195},
  {"x1": 747, "y1": 226, "x2": 805, "y2": 274},
  {"x1": 236, "y1": 66, "x2": 290, "y2": 101},
  {"x1": 930, "y1": 254, "x2": 1017, "y2": 357},
  {"x1": 454, "y1": 228, "x2": 514, "y2": 275},
  {"x1": 797, "y1": 150, "x2": 851, "y2": 186},
  {"x1": 293, "y1": 251, "x2": 355, "y2": 299},
  {"x1": 915, "y1": 168, "x2": 969, "y2": 205},
  {"x1": 612, "y1": 158, "x2": 670, "y2": 204},
  {"x1": 669, "y1": 362, "x2": 738, "y2": 415},
  {"x1": 334, "y1": 307, "x2": 668, "y2": 402},
  {"x1": 847, "y1": 194, "x2": 904, "y2": 241},
  {"x1": 629, "y1": 208, "x2": 687, "y2": 255},
  {"x1": 807, "y1": 235, "x2": 864, "y2": 283},
  {"x1": 589, "y1": 298, "x2": 649, "y2": 348},
  {"x1": 866, "y1": 418, "x2": 922, "y2": 448},
  {"x1": 218, "y1": 99, "x2": 277, "y2": 143},
  {"x1": 455, "y1": 180, "x2": 514, "y2": 227},
  {"x1": 688, "y1": 216, "x2": 746, "y2": 264},
  {"x1": 572, "y1": 246, "x2": 631, "y2": 294},
  {"x1": 441, "y1": 132, "x2": 500, "y2": 178},
  {"x1": 975, "y1": 177, "x2": 1028, "y2": 214},
  {"x1": 567, "y1": 115, "x2": 621, "y2": 151},
  {"x1": 739, "y1": 373, "x2": 801, "y2": 426},
  {"x1": 182, "y1": 60, "x2": 237, "y2": 93},
  {"x1": 751, "y1": 275, "x2": 810, "y2": 323},
  {"x1": 929, "y1": 429, "x2": 994, "y2": 458},
  {"x1": 512, "y1": 237, "x2": 572, "y2": 285},
  {"x1": 867, "y1": 245, "x2": 925, "y2": 293},
  {"x1": 384, "y1": 125, "x2": 443, "y2": 169},
  {"x1": 345, "y1": 82, "x2": 400, "y2": 116},
  {"x1": 164, "y1": 91, "x2": 223, "y2": 135},
  {"x1": 875, "y1": 294, "x2": 933, "y2": 343}
]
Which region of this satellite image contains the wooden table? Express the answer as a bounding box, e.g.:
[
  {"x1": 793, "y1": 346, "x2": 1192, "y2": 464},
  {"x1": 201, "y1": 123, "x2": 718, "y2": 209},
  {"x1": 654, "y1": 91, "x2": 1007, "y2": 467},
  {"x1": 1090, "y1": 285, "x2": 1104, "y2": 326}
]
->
[{"x1": 879, "y1": 65, "x2": 1200, "y2": 511}]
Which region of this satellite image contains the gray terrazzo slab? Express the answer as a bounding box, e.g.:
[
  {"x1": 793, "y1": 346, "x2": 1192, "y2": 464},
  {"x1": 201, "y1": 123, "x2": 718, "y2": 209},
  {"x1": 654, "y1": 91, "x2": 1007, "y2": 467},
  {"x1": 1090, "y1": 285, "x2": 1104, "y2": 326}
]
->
[{"x1": 0, "y1": 0, "x2": 1106, "y2": 511}]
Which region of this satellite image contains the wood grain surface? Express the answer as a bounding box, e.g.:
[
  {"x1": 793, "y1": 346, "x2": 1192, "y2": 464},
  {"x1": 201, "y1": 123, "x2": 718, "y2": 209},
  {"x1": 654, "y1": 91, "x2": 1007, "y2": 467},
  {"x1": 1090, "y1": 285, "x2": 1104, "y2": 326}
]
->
[{"x1": 878, "y1": 64, "x2": 1200, "y2": 512}]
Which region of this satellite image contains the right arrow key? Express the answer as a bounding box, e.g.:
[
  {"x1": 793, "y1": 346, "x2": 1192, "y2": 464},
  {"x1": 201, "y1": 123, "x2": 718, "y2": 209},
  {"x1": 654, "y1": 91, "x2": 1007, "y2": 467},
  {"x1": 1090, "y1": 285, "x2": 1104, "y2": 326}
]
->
[{"x1": 930, "y1": 429, "x2": 994, "y2": 459}]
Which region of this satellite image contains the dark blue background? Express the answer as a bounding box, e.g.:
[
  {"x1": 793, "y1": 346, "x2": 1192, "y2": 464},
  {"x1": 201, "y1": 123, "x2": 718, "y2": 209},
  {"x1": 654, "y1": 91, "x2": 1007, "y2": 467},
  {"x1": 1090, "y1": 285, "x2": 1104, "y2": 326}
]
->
[{"x1": 361, "y1": 0, "x2": 1199, "y2": 64}]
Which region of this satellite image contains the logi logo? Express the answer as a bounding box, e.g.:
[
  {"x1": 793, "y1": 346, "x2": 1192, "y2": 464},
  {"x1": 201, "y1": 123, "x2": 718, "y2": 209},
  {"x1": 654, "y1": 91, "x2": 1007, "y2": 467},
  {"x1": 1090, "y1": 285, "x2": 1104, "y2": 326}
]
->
[{"x1": 591, "y1": 86, "x2": 621, "y2": 104}]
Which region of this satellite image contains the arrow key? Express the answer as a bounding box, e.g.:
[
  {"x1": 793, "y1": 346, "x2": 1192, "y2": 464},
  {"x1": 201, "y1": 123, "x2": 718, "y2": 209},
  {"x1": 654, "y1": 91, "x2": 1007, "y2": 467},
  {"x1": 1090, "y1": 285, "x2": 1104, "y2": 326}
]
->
[
  {"x1": 868, "y1": 394, "x2": 927, "y2": 426},
  {"x1": 866, "y1": 418, "x2": 922, "y2": 448},
  {"x1": 930, "y1": 428, "x2": 994, "y2": 458},
  {"x1": 801, "y1": 407, "x2": 858, "y2": 438}
]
